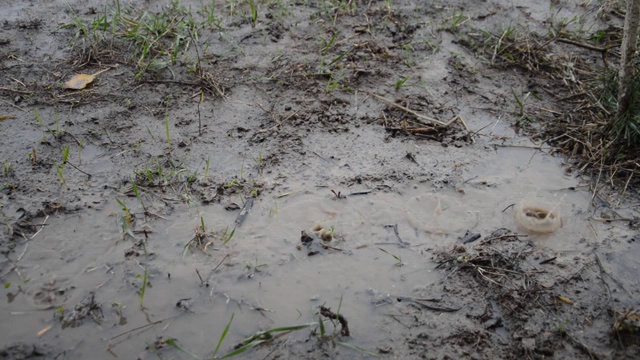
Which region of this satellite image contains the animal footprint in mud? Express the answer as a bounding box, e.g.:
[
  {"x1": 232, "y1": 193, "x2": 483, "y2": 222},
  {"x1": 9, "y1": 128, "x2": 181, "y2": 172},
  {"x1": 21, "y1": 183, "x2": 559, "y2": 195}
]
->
[
  {"x1": 26, "y1": 279, "x2": 73, "y2": 310},
  {"x1": 514, "y1": 198, "x2": 562, "y2": 234}
]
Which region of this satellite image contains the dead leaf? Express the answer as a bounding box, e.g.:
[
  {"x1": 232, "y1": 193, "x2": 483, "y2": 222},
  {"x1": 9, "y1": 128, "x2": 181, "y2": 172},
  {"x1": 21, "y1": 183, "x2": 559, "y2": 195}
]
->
[
  {"x1": 0, "y1": 115, "x2": 16, "y2": 121},
  {"x1": 557, "y1": 296, "x2": 574, "y2": 305},
  {"x1": 64, "y1": 67, "x2": 111, "y2": 90}
]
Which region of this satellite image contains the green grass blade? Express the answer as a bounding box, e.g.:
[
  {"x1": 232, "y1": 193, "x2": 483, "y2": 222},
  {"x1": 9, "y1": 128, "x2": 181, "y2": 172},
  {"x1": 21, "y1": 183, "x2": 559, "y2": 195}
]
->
[
  {"x1": 319, "y1": 314, "x2": 326, "y2": 336},
  {"x1": 213, "y1": 313, "x2": 234, "y2": 358},
  {"x1": 223, "y1": 227, "x2": 235, "y2": 245},
  {"x1": 139, "y1": 268, "x2": 148, "y2": 307}
]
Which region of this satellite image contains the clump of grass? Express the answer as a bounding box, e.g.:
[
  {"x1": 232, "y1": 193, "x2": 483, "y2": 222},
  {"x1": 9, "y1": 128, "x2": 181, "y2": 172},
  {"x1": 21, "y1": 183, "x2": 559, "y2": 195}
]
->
[
  {"x1": 248, "y1": 0, "x2": 258, "y2": 27},
  {"x1": 62, "y1": 0, "x2": 200, "y2": 77},
  {"x1": 395, "y1": 75, "x2": 409, "y2": 90},
  {"x1": 182, "y1": 217, "x2": 235, "y2": 257},
  {"x1": 598, "y1": 68, "x2": 640, "y2": 149},
  {"x1": 54, "y1": 145, "x2": 70, "y2": 187},
  {"x1": 115, "y1": 197, "x2": 135, "y2": 240}
]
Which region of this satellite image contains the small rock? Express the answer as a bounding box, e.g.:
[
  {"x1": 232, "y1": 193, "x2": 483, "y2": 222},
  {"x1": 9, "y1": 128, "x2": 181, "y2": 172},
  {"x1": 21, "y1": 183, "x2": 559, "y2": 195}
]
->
[{"x1": 522, "y1": 337, "x2": 535, "y2": 351}]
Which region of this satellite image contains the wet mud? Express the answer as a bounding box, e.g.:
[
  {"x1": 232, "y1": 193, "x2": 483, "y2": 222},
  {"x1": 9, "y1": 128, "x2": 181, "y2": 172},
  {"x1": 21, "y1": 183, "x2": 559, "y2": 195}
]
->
[{"x1": 1, "y1": 0, "x2": 639, "y2": 359}]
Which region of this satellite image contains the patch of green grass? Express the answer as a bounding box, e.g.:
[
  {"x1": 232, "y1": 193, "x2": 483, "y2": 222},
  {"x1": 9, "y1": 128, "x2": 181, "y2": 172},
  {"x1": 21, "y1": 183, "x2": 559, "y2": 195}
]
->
[
  {"x1": 62, "y1": 0, "x2": 200, "y2": 77},
  {"x1": 442, "y1": 9, "x2": 469, "y2": 33},
  {"x1": 395, "y1": 75, "x2": 410, "y2": 90},
  {"x1": 199, "y1": 0, "x2": 223, "y2": 30},
  {"x1": 248, "y1": 0, "x2": 258, "y2": 27}
]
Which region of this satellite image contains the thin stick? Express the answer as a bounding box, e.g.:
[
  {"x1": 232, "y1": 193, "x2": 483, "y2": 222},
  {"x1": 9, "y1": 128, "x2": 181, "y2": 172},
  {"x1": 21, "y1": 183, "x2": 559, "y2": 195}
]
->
[
  {"x1": 617, "y1": 172, "x2": 633, "y2": 207},
  {"x1": 30, "y1": 215, "x2": 49, "y2": 239},
  {"x1": 211, "y1": 254, "x2": 230, "y2": 273},
  {"x1": 555, "y1": 37, "x2": 612, "y2": 53},
  {"x1": 17, "y1": 243, "x2": 29, "y2": 261},
  {"x1": 66, "y1": 161, "x2": 92, "y2": 178},
  {"x1": 109, "y1": 315, "x2": 178, "y2": 341},
  {"x1": 590, "y1": 158, "x2": 605, "y2": 209},
  {"x1": 0, "y1": 87, "x2": 34, "y2": 94},
  {"x1": 359, "y1": 90, "x2": 447, "y2": 126}
]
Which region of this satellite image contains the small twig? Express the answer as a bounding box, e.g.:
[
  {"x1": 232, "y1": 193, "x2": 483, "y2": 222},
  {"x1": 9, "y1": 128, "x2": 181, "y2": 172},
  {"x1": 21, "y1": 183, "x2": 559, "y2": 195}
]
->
[
  {"x1": 195, "y1": 268, "x2": 205, "y2": 286},
  {"x1": 555, "y1": 37, "x2": 613, "y2": 53},
  {"x1": 212, "y1": 254, "x2": 230, "y2": 273},
  {"x1": 66, "y1": 161, "x2": 92, "y2": 178},
  {"x1": 109, "y1": 315, "x2": 178, "y2": 341},
  {"x1": 539, "y1": 257, "x2": 557, "y2": 265},
  {"x1": 0, "y1": 87, "x2": 34, "y2": 95},
  {"x1": 360, "y1": 89, "x2": 447, "y2": 126},
  {"x1": 30, "y1": 215, "x2": 49, "y2": 239},
  {"x1": 617, "y1": 172, "x2": 633, "y2": 206},
  {"x1": 63, "y1": 131, "x2": 84, "y2": 147},
  {"x1": 17, "y1": 243, "x2": 29, "y2": 261},
  {"x1": 257, "y1": 109, "x2": 301, "y2": 134}
]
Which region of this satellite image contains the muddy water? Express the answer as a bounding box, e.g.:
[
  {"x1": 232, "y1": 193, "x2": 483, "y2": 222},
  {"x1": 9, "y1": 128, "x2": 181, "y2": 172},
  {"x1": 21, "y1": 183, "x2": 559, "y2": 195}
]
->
[
  {"x1": 1, "y1": 143, "x2": 603, "y2": 358},
  {"x1": 3, "y1": 0, "x2": 640, "y2": 358}
]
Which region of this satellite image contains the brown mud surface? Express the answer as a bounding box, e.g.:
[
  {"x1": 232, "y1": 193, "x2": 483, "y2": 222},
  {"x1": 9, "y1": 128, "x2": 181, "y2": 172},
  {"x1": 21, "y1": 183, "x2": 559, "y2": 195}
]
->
[{"x1": 1, "y1": 0, "x2": 639, "y2": 359}]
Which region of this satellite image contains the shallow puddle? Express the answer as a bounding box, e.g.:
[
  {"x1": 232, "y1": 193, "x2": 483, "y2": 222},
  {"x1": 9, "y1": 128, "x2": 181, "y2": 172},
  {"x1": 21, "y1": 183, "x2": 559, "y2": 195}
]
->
[{"x1": 0, "y1": 143, "x2": 606, "y2": 358}]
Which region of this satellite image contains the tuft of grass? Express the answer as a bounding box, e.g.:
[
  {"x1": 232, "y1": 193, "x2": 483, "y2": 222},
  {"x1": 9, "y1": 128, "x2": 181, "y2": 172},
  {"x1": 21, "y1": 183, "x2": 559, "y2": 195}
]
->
[
  {"x1": 395, "y1": 75, "x2": 409, "y2": 90},
  {"x1": 54, "y1": 145, "x2": 70, "y2": 187},
  {"x1": 63, "y1": 0, "x2": 199, "y2": 77},
  {"x1": 511, "y1": 88, "x2": 532, "y2": 124},
  {"x1": 248, "y1": 0, "x2": 258, "y2": 27},
  {"x1": 598, "y1": 68, "x2": 640, "y2": 148},
  {"x1": 441, "y1": 10, "x2": 469, "y2": 33},
  {"x1": 115, "y1": 197, "x2": 135, "y2": 240}
]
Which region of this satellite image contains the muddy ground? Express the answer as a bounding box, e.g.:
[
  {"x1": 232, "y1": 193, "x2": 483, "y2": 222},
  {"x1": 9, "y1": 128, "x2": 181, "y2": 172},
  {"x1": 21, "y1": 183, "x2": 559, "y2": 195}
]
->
[{"x1": 1, "y1": 0, "x2": 640, "y2": 359}]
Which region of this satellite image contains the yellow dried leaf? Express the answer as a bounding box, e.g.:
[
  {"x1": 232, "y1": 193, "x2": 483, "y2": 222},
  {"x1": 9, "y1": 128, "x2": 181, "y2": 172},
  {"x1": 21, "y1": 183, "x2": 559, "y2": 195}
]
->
[
  {"x1": 557, "y1": 296, "x2": 574, "y2": 305},
  {"x1": 64, "y1": 67, "x2": 111, "y2": 90},
  {"x1": 0, "y1": 115, "x2": 16, "y2": 121}
]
